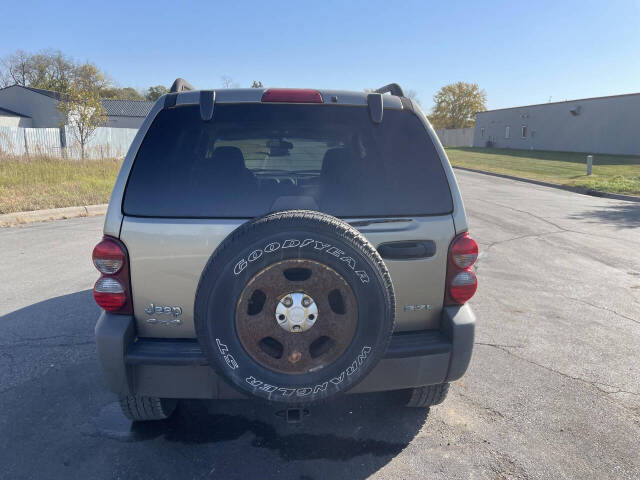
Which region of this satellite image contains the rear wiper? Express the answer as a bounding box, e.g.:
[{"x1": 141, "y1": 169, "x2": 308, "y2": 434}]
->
[
  {"x1": 348, "y1": 218, "x2": 412, "y2": 227},
  {"x1": 252, "y1": 169, "x2": 320, "y2": 175}
]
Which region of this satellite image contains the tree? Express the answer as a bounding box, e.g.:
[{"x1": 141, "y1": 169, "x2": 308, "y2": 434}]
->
[
  {"x1": 250, "y1": 80, "x2": 263, "y2": 88},
  {"x1": 221, "y1": 75, "x2": 238, "y2": 88},
  {"x1": 28, "y1": 50, "x2": 76, "y2": 92},
  {"x1": 57, "y1": 63, "x2": 107, "y2": 159},
  {"x1": 101, "y1": 86, "x2": 144, "y2": 100},
  {"x1": 404, "y1": 89, "x2": 421, "y2": 106},
  {"x1": 0, "y1": 49, "x2": 78, "y2": 92},
  {"x1": 428, "y1": 82, "x2": 486, "y2": 129},
  {"x1": 1, "y1": 50, "x2": 33, "y2": 86},
  {"x1": 0, "y1": 49, "x2": 112, "y2": 95},
  {"x1": 145, "y1": 85, "x2": 168, "y2": 101}
]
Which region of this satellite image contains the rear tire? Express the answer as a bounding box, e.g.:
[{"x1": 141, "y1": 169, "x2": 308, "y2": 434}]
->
[
  {"x1": 405, "y1": 383, "x2": 450, "y2": 408},
  {"x1": 119, "y1": 395, "x2": 177, "y2": 421}
]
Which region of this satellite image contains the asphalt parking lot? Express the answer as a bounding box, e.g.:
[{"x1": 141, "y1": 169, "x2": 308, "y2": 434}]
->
[{"x1": 1, "y1": 170, "x2": 638, "y2": 480}]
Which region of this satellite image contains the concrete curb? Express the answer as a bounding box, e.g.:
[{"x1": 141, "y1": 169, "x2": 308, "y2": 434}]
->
[
  {"x1": 0, "y1": 204, "x2": 108, "y2": 227},
  {"x1": 453, "y1": 166, "x2": 640, "y2": 203}
]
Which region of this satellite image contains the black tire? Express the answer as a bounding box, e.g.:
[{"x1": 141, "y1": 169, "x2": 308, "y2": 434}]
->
[
  {"x1": 194, "y1": 210, "x2": 395, "y2": 405},
  {"x1": 119, "y1": 395, "x2": 177, "y2": 421},
  {"x1": 405, "y1": 383, "x2": 450, "y2": 408}
]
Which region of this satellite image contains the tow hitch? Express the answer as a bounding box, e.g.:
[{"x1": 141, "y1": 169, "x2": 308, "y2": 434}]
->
[{"x1": 276, "y1": 407, "x2": 309, "y2": 424}]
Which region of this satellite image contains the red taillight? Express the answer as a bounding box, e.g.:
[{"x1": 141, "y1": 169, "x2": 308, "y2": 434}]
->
[
  {"x1": 92, "y1": 236, "x2": 132, "y2": 314},
  {"x1": 92, "y1": 238, "x2": 125, "y2": 274},
  {"x1": 93, "y1": 277, "x2": 126, "y2": 311},
  {"x1": 445, "y1": 232, "x2": 479, "y2": 305},
  {"x1": 261, "y1": 88, "x2": 324, "y2": 103},
  {"x1": 451, "y1": 234, "x2": 478, "y2": 269}
]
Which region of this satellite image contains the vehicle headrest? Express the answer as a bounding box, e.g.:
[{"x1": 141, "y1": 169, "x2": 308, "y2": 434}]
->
[
  {"x1": 212, "y1": 146, "x2": 247, "y2": 172},
  {"x1": 321, "y1": 148, "x2": 349, "y2": 176}
]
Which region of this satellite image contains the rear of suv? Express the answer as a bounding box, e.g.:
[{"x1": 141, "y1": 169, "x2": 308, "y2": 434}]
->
[{"x1": 93, "y1": 81, "x2": 477, "y2": 421}]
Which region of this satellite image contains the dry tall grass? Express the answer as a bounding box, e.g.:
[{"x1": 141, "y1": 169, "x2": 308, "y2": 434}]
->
[{"x1": 0, "y1": 155, "x2": 122, "y2": 214}]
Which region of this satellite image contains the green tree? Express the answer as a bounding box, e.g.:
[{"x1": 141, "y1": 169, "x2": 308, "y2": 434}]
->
[
  {"x1": 57, "y1": 64, "x2": 107, "y2": 159},
  {"x1": 28, "y1": 50, "x2": 76, "y2": 92},
  {"x1": 101, "y1": 86, "x2": 144, "y2": 100},
  {"x1": 428, "y1": 82, "x2": 486, "y2": 129},
  {"x1": 145, "y1": 85, "x2": 168, "y2": 101},
  {"x1": 250, "y1": 80, "x2": 263, "y2": 88}
]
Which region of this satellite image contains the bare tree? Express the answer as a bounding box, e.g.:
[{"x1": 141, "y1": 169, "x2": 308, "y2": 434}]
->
[
  {"x1": 0, "y1": 69, "x2": 10, "y2": 88},
  {"x1": 0, "y1": 49, "x2": 113, "y2": 95},
  {"x1": 57, "y1": 64, "x2": 107, "y2": 159},
  {"x1": 250, "y1": 80, "x2": 263, "y2": 88},
  {"x1": 1, "y1": 50, "x2": 32, "y2": 86},
  {"x1": 221, "y1": 75, "x2": 239, "y2": 88},
  {"x1": 404, "y1": 89, "x2": 422, "y2": 106}
]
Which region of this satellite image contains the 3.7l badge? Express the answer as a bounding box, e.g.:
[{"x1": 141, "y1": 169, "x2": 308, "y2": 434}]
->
[{"x1": 404, "y1": 304, "x2": 432, "y2": 312}]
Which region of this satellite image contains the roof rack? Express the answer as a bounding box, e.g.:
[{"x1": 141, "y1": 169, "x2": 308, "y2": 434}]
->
[
  {"x1": 169, "y1": 78, "x2": 195, "y2": 93},
  {"x1": 375, "y1": 83, "x2": 404, "y2": 97}
]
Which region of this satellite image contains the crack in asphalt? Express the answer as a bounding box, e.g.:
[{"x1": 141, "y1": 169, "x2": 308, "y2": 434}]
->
[
  {"x1": 472, "y1": 216, "x2": 638, "y2": 328},
  {"x1": 475, "y1": 341, "x2": 524, "y2": 349},
  {"x1": 485, "y1": 230, "x2": 566, "y2": 250},
  {"x1": 476, "y1": 225, "x2": 637, "y2": 279},
  {"x1": 474, "y1": 198, "x2": 625, "y2": 243},
  {"x1": 479, "y1": 200, "x2": 570, "y2": 232},
  {"x1": 475, "y1": 230, "x2": 565, "y2": 272},
  {"x1": 456, "y1": 391, "x2": 507, "y2": 420},
  {"x1": 477, "y1": 343, "x2": 640, "y2": 401},
  {"x1": 557, "y1": 294, "x2": 640, "y2": 326}
]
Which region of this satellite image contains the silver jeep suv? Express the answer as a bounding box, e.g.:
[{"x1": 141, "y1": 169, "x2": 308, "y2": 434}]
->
[{"x1": 93, "y1": 80, "x2": 478, "y2": 421}]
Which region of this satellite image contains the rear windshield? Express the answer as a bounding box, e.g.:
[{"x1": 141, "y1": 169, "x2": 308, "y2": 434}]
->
[{"x1": 122, "y1": 104, "x2": 452, "y2": 218}]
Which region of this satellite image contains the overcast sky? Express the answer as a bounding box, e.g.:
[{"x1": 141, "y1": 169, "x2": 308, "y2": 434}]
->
[{"x1": 1, "y1": 0, "x2": 638, "y2": 110}]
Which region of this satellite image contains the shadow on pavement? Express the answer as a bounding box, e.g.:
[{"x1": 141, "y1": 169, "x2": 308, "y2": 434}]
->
[
  {"x1": 1, "y1": 290, "x2": 429, "y2": 480},
  {"x1": 569, "y1": 203, "x2": 640, "y2": 228}
]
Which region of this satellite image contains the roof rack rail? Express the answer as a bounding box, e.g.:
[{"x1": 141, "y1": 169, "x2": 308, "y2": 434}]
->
[
  {"x1": 169, "y1": 78, "x2": 195, "y2": 93},
  {"x1": 375, "y1": 83, "x2": 404, "y2": 97}
]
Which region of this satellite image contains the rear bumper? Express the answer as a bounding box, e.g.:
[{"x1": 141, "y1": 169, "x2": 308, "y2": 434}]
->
[{"x1": 95, "y1": 305, "x2": 475, "y2": 399}]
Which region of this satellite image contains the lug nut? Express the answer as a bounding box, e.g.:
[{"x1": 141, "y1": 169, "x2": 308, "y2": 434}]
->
[
  {"x1": 302, "y1": 297, "x2": 312, "y2": 307},
  {"x1": 288, "y1": 351, "x2": 302, "y2": 363},
  {"x1": 283, "y1": 297, "x2": 293, "y2": 307},
  {"x1": 292, "y1": 325, "x2": 301, "y2": 332}
]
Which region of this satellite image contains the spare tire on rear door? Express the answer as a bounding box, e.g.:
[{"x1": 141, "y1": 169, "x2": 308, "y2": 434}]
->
[{"x1": 194, "y1": 210, "x2": 395, "y2": 404}]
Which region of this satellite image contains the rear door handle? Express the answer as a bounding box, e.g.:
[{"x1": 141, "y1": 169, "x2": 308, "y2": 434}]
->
[{"x1": 377, "y1": 240, "x2": 436, "y2": 260}]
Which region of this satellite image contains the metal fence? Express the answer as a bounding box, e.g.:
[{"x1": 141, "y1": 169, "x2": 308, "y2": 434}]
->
[{"x1": 0, "y1": 126, "x2": 138, "y2": 159}]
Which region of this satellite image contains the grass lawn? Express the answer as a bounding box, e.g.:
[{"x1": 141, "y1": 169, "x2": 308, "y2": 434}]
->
[
  {"x1": 0, "y1": 156, "x2": 122, "y2": 214},
  {"x1": 1, "y1": 148, "x2": 638, "y2": 215},
  {"x1": 446, "y1": 147, "x2": 640, "y2": 196}
]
